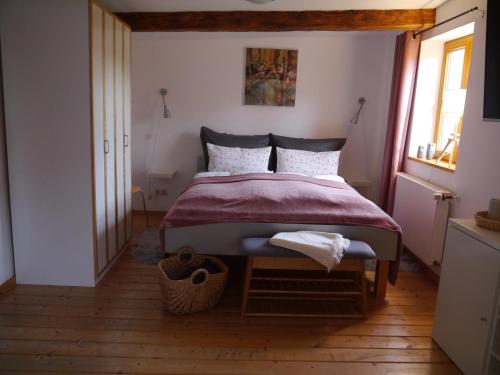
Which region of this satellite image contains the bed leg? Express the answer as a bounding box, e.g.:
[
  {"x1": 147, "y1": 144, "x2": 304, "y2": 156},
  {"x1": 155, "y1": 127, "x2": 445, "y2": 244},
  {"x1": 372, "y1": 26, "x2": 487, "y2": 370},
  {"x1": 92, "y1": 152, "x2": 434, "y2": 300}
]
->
[
  {"x1": 374, "y1": 260, "x2": 389, "y2": 303},
  {"x1": 360, "y1": 266, "x2": 368, "y2": 317},
  {"x1": 241, "y1": 256, "x2": 253, "y2": 316}
]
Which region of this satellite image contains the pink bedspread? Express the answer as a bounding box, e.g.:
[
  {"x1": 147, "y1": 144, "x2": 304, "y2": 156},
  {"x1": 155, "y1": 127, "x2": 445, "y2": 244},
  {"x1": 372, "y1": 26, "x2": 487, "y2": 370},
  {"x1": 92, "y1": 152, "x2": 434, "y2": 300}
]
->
[{"x1": 161, "y1": 173, "x2": 402, "y2": 283}]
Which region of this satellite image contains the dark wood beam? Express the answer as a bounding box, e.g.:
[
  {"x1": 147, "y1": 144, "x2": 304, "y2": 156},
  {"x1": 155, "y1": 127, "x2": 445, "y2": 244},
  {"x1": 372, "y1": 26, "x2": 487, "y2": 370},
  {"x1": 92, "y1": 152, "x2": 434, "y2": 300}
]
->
[{"x1": 117, "y1": 9, "x2": 435, "y2": 32}]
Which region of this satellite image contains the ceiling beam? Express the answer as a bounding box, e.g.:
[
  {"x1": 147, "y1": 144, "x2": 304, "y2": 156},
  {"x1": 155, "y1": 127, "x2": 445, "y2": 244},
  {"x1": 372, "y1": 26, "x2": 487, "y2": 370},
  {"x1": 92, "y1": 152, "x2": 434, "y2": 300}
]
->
[{"x1": 116, "y1": 9, "x2": 436, "y2": 32}]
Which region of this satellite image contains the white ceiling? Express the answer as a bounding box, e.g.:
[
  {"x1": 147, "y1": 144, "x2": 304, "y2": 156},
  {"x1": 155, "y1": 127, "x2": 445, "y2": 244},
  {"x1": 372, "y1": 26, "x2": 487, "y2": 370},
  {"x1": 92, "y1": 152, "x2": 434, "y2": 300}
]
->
[{"x1": 100, "y1": 0, "x2": 449, "y2": 12}]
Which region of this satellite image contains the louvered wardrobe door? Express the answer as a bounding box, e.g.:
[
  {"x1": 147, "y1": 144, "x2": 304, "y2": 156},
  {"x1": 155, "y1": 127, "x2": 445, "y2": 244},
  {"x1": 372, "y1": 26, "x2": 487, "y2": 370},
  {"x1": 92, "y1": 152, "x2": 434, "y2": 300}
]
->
[
  {"x1": 123, "y1": 25, "x2": 132, "y2": 241},
  {"x1": 91, "y1": 3, "x2": 107, "y2": 274},
  {"x1": 103, "y1": 11, "x2": 117, "y2": 260},
  {"x1": 114, "y1": 19, "x2": 126, "y2": 251}
]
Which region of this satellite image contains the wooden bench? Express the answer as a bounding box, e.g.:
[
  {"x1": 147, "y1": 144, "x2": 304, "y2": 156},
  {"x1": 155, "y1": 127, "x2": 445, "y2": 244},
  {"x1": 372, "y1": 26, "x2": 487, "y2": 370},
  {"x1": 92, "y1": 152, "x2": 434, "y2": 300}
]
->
[{"x1": 240, "y1": 238, "x2": 376, "y2": 318}]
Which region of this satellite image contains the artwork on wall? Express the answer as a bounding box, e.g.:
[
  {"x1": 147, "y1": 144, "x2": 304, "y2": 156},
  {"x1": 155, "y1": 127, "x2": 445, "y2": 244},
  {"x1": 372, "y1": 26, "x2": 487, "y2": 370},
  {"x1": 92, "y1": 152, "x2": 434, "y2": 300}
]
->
[{"x1": 244, "y1": 47, "x2": 298, "y2": 107}]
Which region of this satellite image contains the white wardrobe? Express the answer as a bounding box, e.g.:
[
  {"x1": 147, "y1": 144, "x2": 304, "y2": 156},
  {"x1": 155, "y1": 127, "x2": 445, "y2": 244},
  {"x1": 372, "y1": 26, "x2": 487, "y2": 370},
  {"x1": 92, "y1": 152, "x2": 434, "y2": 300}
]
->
[
  {"x1": 91, "y1": 2, "x2": 133, "y2": 276},
  {"x1": 0, "y1": 0, "x2": 132, "y2": 286}
]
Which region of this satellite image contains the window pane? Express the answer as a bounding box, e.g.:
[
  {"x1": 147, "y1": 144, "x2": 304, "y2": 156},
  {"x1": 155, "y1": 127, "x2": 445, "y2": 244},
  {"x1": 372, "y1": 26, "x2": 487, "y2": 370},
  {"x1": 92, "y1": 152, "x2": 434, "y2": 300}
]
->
[
  {"x1": 445, "y1": 48, "x2": 465, "y2": 90},
  {"x1": 438, "y1": 112, "x2": 461, "y2": 150},
  {"x1": 442, "y1": 89, "x2": 467, "y2": 113}
]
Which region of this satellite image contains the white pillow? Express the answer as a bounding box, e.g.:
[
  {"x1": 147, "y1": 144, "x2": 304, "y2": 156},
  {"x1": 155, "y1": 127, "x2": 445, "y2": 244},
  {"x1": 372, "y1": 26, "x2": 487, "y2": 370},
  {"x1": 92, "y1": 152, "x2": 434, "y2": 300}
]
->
[
  {"x1": 276, "y1": 147, "x2": 340, "y2": 176},
  {"x1": 207, "y1": 143, "x2": 271, "y2": 175},
  {"x1": 231, "y1": 170, "x2": 273, "y2": 176},
  {"x1": 274, "y1": 172, "x2": 308, "y2": 176},
  {"x1": 314, "y1": 175, "x2": 346, "y2": 183},
  {"x1": 194, "y1": 171, "x2": 230, "y2": 179}
]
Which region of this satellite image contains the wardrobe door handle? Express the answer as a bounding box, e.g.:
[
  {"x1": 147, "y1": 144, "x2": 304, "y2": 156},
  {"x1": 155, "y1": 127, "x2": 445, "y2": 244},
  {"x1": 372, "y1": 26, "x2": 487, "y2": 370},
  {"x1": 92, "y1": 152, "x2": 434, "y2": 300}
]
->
[
  {"x1": 104, "y1": 140, "x2": 110, "y2": 154},
  {"x1": 124, "y1": 134, "x2": 129, "y2": 147}
]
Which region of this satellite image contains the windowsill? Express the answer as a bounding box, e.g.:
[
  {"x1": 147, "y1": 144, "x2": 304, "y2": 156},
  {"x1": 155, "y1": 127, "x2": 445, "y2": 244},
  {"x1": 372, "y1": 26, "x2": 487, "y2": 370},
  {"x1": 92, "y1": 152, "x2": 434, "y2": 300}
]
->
[{"x1": 407, "y1": 156, "x2": 456, "y2": 173}]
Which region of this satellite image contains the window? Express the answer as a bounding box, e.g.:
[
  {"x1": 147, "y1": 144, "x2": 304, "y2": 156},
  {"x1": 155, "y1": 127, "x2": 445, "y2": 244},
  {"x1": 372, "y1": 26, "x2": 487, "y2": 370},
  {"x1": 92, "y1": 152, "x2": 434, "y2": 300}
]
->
[
  {"x1": 408, "y1": 23, "x2": 474, "y2": 172},
  {"x1": 434, "y1": 35, "x2": 473, "y2": 165}
]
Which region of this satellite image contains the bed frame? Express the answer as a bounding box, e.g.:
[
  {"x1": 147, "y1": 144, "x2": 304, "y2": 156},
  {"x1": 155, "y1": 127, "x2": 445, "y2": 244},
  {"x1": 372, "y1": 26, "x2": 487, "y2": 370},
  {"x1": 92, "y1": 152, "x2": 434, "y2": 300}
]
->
[{"x1": 164, "y1": 222, "x2": 398, "y2": 301}]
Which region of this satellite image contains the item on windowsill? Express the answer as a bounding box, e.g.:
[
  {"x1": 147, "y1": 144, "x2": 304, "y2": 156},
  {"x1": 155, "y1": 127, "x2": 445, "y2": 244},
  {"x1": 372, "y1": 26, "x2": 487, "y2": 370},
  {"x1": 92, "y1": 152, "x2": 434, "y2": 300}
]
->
[
  {"x1": 417, "y1": 145, "x2": 425, "y2": 159},
  {"x1": 475, "y1": 211, "x2": 500, "y2": 232},
  {"x1": 426, "y1": 143, "x2": 436, "y2": 160},
  {"x1": 436, "y1": 133, "x2": 460, "y2": 169}
]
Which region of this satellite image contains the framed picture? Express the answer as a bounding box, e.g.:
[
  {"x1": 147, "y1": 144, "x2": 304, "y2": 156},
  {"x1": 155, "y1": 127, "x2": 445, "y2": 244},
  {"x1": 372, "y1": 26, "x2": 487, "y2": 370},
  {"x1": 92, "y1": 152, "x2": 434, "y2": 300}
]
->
[{"x1": 244, "y1": 47, "x2": 298, "y2": 107}]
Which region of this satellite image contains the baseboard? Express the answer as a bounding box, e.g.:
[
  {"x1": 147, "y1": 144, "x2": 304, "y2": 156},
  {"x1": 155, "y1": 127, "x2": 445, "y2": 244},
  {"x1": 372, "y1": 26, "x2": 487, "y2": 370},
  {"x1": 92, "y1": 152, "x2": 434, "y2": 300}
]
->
[
  {"x1": 0, "y1": 276, "x2": 16, "y2": 296},
  {"x1": 403, "y1": 246, "x2": 440, "y2": 284},
  {"x1": 133, "y1": 209, "x2": 167, "y2": 216},
  {"x1": 95, "y1": 240, "x2": 131, "y2": 286}
]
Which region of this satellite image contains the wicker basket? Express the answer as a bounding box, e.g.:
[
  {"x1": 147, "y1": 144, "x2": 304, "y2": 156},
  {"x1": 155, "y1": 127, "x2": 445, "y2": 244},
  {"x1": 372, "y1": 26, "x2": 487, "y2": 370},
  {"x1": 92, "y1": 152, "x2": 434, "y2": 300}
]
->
[
  {"x1": 475, "y1": 211, "x2": 500, "y2": 232},
  {"x1": 158, "y1": 247, "x2": 228, "y2": 314}
]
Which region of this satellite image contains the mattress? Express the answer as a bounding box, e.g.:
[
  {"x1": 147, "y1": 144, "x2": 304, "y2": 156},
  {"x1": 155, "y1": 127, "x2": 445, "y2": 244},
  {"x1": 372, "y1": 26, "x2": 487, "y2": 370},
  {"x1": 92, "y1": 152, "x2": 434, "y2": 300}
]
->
[{"x1": 164, "y1": 222, "x2": 399, "y2": 261}]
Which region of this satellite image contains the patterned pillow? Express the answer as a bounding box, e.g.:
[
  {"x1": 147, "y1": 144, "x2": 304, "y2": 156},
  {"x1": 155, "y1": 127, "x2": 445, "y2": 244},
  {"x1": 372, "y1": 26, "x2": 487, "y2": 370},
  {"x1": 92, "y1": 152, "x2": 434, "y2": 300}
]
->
[
  {"x1": 207, "y1": 143, "x2": 272, "y2": 175},
  {"x1": 276, "y1": 147, "x2": 341, "y2": 176}
]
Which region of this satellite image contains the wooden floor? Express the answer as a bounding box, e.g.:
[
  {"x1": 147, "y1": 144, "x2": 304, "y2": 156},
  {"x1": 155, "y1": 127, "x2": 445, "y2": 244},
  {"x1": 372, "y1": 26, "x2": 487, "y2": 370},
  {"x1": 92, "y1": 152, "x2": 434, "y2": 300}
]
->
[{"x1": 0, "y1": 214, "x2": 460, "y2": 374}]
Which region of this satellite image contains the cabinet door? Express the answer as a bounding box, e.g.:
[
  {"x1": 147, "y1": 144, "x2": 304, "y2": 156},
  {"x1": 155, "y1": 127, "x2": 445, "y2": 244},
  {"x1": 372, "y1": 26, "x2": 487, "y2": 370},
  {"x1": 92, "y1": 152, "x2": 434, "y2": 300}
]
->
[
  {"x1": 104, "y1": 12, "x2": 116, "y2": 260},
  {"x1": 433, "y1": 225, "x2": 500, "y2": 375},
  {"x1": 123, "y1": 26, "x2": 132, "y2": 241},
  {"x1": 114, "y1": 20, "x2": 126, "y2": 251},
  {"x1": 91, "y1": 3, "x2": 107, "y2": 274}
]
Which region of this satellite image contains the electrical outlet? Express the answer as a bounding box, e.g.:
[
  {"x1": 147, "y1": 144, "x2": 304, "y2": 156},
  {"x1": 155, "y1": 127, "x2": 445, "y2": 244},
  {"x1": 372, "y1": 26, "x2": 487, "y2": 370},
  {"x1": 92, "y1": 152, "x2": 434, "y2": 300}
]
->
[{"x1": 155, "y1": 189, "x2": 167, "y2": 196}]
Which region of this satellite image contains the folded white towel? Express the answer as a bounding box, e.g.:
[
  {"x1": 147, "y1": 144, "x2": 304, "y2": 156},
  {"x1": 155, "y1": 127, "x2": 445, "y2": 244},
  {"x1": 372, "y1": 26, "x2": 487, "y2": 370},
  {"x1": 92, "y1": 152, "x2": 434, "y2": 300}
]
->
[{"x1": 269, "y1": 231, "x2": 350, "y2": 271}]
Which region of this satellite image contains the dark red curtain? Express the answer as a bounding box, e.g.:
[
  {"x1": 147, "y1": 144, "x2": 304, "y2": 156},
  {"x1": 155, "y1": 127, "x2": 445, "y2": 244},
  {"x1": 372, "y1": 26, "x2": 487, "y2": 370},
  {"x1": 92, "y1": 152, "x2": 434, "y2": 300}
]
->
[{"x1": 379, "y1": 31, "x2": 422, "y2": 215}]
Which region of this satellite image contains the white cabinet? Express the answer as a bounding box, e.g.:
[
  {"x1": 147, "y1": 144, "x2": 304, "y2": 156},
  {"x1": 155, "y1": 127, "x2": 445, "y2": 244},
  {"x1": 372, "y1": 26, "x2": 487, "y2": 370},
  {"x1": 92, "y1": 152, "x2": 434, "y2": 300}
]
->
[
  {"x1": 0, "y1": 0, "x2": 132, "y2": 286},
  {"x1": 433, "y1": 219, "x2": 500, "y2": 375}
]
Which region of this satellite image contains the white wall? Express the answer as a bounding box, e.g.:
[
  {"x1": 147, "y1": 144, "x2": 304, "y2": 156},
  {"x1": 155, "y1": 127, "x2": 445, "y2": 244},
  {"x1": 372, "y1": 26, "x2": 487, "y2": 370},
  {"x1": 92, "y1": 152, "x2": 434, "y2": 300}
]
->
[
  {"x1": 405, "y1": 0, "x2": 500, "y2": 217},
  {"x1": 0, "y1": 0, "x2": 95, "y2": 286},
  {"x1": 131, "y1": 31, "x2": 396, "y2": 209},
  {"x1": 0, "y1": 46, "x2": 14, "y2": 286}
]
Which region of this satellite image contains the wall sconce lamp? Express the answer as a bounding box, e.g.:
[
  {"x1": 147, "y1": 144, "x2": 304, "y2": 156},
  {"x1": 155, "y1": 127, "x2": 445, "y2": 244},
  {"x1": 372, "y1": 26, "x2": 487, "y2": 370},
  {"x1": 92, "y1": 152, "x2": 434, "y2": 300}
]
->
[
  {"x1": 160, "y1": 88, "x2": 171, "y2": 118},
  {"x1": 350, "y1": 97, "x2": 366, "y2": 124}
]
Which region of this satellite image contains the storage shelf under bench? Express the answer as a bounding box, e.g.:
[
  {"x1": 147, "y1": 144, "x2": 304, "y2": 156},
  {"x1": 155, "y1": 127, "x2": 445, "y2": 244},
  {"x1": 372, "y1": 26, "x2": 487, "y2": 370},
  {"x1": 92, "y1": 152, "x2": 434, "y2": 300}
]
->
[
  {"x1": 245, "y1": 298, "x2": 363, "y2": 318},
  {"x1": 241, "y1": 256, "x2": 368, "y2": 318}
]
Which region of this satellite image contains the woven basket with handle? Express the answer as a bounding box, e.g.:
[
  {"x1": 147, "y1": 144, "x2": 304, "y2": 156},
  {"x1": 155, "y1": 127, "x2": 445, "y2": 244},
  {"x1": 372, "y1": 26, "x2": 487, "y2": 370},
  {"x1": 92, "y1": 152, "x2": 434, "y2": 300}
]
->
[
  {"x1": 158, "y1": 247, "x2": 229, "y2": 315},
  {"x1": 475, "y1": 211, "x2": 500, "y2": 232}
]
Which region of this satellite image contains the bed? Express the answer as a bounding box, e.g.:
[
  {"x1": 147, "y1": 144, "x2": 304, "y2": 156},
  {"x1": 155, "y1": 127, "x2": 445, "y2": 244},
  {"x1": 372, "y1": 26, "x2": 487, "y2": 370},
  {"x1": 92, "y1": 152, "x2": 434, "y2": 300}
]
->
[{"x1": 160, "y1": 172, "x2": 402, "y2": 301}]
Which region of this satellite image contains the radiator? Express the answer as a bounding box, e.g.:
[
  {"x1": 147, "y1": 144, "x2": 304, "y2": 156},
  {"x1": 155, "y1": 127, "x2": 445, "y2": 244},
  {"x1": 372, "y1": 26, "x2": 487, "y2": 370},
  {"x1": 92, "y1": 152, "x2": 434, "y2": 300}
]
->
[{"x1": 393, "y1": 172, "x2": 453, "y2": 268}]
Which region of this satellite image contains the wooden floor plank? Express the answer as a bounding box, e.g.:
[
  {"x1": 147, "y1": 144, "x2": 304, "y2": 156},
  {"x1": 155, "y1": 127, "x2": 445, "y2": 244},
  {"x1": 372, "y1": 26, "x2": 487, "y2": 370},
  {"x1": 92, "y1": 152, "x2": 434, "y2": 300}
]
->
[
  {"x1": 0, "y1": 340, "x2": 450, "y2": 363},
  {"x1": 12, "y1": 282, "x2": 438, "y2": 299},
  {"x1": 0, "y1": 327, "x2": 437, "y2": 349},
  {"x1": 0, "y1": 214, "x2": 457, "y2": 374},
  {"x1": 0, "y1": 313, "x2": 434, "y2": 337},
  {"x1": 0, "y1": 294, "x2": 435, "y2": 315},
  {"x1": 0, "y1": 354, "x2": 462, "y2": 375},
  {"x1": 0, "y1": 374, "x2": 112, "y2": 375},
  {"x1": 0, "y1": 304, "x2": 435, "y2": 325}
]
